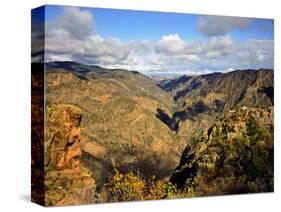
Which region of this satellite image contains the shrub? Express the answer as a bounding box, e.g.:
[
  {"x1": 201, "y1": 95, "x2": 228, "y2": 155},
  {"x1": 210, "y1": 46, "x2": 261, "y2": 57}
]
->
[
  {"x1": 246, "y1": 116, "x2": 261, "y2": 144},
  {"x1": 106, "y1": 170, "x2": 179, "y2": 202},
  {"x1": 197, "y1": 116, "x2": 273, "y2": 194},
  {"x1": 146, "y1": 176, "x2": 178, "y2": 200},
  {"x1": 107, "y1": 169, "x2": 146, "y2": 202}
]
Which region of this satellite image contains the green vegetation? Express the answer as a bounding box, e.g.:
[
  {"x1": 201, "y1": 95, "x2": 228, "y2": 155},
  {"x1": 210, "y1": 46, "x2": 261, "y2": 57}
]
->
[
  {"x1": 100, "y1": 109, "x2": 273, "y2": 201},
  {"x1": 106, "y1": 169, "x2": 181, "y2": 202},
  {"x1": 170, "y1": 108, "x2": 273, "y2": 196}
]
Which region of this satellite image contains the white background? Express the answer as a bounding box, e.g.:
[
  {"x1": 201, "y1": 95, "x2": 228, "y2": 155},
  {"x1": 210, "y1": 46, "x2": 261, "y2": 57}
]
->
[{"x1": 0, "y1": 0, "x2": 280, "y2": 211}]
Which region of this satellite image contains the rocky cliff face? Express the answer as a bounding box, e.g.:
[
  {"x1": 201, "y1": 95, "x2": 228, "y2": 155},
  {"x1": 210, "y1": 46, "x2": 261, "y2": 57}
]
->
[
  {"x1": 170, "y1": 106, "x2": 273, "y2": 195},
  {"x1": 158, "y1": 69, "x2": 273, "y2": 108},
  {"x1": 157, "y1": 69, "x2": 274, "y2": 143},
  {"x1": 44, "y1": 104, "x2": 96, "y2": 206}
]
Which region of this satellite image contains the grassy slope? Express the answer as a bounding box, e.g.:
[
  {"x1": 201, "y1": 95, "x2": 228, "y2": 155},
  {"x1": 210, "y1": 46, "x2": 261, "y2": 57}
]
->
[{"x1": 45, "y1": 63, "x2": 184, "y2": 190}]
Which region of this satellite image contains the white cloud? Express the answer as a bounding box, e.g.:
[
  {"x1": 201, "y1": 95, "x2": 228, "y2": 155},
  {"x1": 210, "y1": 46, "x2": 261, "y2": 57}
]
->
[
  {"x1": 156, "y1": 33, "x2": 187, "y2": 54},
  {"x1": 175, "y1": 54, "x2": 200, "y2": 62},
  {"x1": 203, "y1": 35, "x2": 235, "y2": 58},
  {"x1": 155, "y1": 34, "x2": 235, "y2": 59},
  {"x1": 42, "y1": 7, "x2": 273, "y2": 76},
  {"x1": 45, "y1": 7, "x2": 131, "y2": 65},
  {"x1": 161, "y1": 34, "x2": 182, "y2": 41},
  {"x1": 198, "y1": 16, "x2": 253, "y2": 36},
  {"x1": 237, "y1": 39, "x2": 274, "y2": 67},
  {"x1": 207, "y1": 35, "x2": 234, "y2": 51},
  {"x1": 56, "y1": 7, "x2": 94, "y2": 39}
]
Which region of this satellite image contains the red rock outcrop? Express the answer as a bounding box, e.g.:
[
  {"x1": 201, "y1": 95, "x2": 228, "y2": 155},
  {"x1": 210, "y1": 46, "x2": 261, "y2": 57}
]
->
[{"x1": 44, "y1": 104, "x2": 96, "y2": 206}]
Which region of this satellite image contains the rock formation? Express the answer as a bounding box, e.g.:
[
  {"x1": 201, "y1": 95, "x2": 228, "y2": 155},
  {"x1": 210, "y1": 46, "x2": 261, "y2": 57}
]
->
[
  {"x1": 44, "y1": 104, "x2": 96, "y2": 206},
  {"x1": 170, "y1": 107, "x2": 274, "y2": 195}
]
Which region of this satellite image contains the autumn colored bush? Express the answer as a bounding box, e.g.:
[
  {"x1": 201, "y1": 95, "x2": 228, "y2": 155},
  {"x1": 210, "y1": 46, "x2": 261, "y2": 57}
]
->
[
  {"x1": 106, "y1": 170, "x2": 180, "y2": 202},
  {"x1": 107, "y1": 169, "x2": 146, "y2": 202},
  {"x1": 146, "y1": 176, "x2": 178, "y2": 200}
]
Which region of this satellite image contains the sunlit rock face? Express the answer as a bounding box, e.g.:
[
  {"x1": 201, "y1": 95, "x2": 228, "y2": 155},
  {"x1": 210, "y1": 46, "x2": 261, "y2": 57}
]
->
[
  {"x1": 45, "y1": 104, "x2": 82, "y2": 170},
  {"x1": 44, "y1": 104, "x2": 96, "y2": 206}
]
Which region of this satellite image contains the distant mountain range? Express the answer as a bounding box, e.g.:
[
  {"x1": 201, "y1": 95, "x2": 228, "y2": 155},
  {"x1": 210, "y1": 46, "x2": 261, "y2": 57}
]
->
[
  {"x1": 156, "y1": 68, "x2": 273, "y2": 139},
  {"x1": 157, "y1": 68, "x2": 273, "y2": 104}
]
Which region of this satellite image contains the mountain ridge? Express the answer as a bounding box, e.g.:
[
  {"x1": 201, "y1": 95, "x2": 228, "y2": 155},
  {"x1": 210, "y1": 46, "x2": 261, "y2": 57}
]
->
[{"x1": 43, "y1": 61, "x2": 183, "y2": 197}]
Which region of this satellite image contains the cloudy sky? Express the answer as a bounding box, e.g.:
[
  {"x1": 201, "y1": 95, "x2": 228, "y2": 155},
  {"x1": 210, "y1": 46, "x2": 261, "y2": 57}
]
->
[{"x1": 32, "y1": 5, "x2": 274, "y2": 76}]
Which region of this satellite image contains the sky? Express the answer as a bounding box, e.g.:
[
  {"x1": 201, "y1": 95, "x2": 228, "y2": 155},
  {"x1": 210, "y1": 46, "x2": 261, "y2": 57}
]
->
[{"x1": 32, "y1": 5, "x2": 274, "y2": 76}]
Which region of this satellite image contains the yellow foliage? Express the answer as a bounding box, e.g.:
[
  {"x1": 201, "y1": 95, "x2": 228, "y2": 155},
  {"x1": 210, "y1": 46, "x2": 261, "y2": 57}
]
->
[
  {"x1": 107, "y1": 169, "x2": 146, "y2": 202},
  {"x1": 146, "y1": 176, "x2": 178, "y2": 200},
  {"x1": 107, "y1": 170, "x2": 180, "y2": 202}
]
